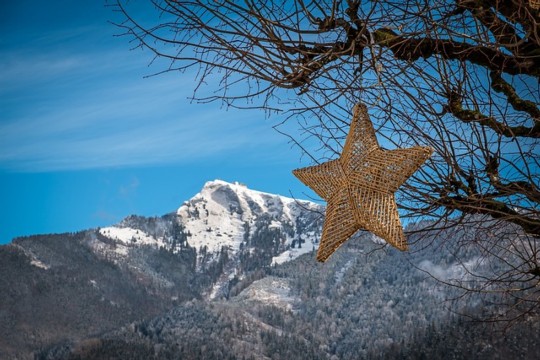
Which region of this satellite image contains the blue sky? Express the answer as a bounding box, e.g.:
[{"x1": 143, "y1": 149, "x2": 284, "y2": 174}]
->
[{"x1": 0, "y1": 1, "x2": 318, "y2": 244}]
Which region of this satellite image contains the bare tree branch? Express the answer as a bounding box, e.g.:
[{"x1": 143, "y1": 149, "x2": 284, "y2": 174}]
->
[{"x1": 112, "y1": 0, "x2": 540, "y2": 322}]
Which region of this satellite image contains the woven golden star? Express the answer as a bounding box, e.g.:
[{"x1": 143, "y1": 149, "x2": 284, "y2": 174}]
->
[{"x1": 293, "y1": 104, "x2": 432, "y2": 262}]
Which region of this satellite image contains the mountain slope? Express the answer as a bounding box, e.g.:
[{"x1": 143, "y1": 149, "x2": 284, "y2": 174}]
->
[
  {"x1": 0, "y1": 180, "x2": 324, "y2": 359},
  {"x1": 0, "y1": 231, "x2": 201, "y2": 360},
  {"x1": 38, "y1": 235, "x2": 540, "y2": 360},
  {"x1": 3, "y1": 179, "x2": 539, "y2": 359}
]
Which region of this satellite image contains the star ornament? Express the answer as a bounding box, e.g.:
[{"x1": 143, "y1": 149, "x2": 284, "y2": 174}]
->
[{"x1": 293, "y1": 104, "x2": 433, "y2": 262}]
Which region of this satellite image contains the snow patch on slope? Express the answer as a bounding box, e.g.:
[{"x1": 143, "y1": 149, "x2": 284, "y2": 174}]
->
[
  {"x1": 97, "y1": 227, "x2": 166, "y2": 258},
  {"x1": 30, "y1": 259, "x2": 50, "y2": 270},
  {"x1": 13, "y1": 244, "x2": 50, "y2": 270},
  {"x1": 418, "y1": 257, "x2": 486, "y2": 282},
  {"x1": 99, "y1": 226, "x2": 166, "y2": 248},
  {"x1": 234, "y1": 276, "x2": 297, "y2": 311},
  {"x1": 271, "y1": 242, "x2": 316, "y2": 265}
]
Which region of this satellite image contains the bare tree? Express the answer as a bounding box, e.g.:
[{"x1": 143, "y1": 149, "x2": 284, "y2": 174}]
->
[{"x1": 112, "y1": 0, "x2": 540, "y2": 320}]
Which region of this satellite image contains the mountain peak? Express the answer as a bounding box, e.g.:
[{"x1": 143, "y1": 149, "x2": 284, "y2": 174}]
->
[
  {"x1": 182, "y1": 179, "x2": 317, "y2": 217},
  {"x1": 199, "y1": 179, "x2": 289, "y2": 202},
  {"x1": 203, "y1": 179, "x2": 247, "y2": 189},
  {"x1": 177, "y1": 179, "x2": 324, "y2": 265}
]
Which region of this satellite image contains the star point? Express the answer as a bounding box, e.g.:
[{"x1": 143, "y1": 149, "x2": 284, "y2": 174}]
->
[{"x1": 293, "y1": 104, "x2": 432, "y2": 262}]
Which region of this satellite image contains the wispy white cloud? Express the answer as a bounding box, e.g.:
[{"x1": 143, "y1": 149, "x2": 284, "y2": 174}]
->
[
  {"x1": 0, "y1": 93, "x2": 280, "y2": 171},
  {"x1": 0, "y1": 53, "x2": 83, "y2": 85},
  {"x1": 0, "y1": 23, "x2": 130, "y2": 85},
  {"x1": 0, "y1": 39, "x2": 287, "y2": 172}
]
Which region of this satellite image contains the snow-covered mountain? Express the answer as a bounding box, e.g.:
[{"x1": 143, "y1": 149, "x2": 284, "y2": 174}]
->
[
  {"x1": 4, "y1": 180, "x2": 540, "y2": 360},
  {"x1": 92, "y1": 180, "x2": 324, "y2": 300},
  {"x1": 177, "y1": 179, "x2": 323, "y2": 264},
  {"x1": 96, "y1": 179, "x2": 324, "y2": 272},
  {"x1": 0, "y1": 180, "x2": 325, "y2": 358}
]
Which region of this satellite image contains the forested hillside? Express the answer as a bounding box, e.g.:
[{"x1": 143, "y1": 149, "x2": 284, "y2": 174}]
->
[
  {"x1": 37, "y1": 233, "x2": 540, "y2": 359},
  {"x1": 2, "y1": 180, "x2": 539, "y2": 359}
]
